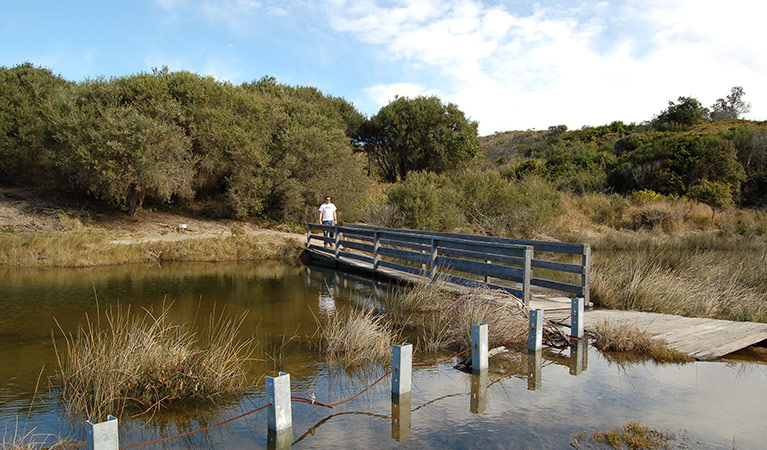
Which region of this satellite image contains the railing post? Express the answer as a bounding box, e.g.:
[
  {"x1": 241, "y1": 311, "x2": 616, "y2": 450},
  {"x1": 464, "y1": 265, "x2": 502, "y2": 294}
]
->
[
  {"x1": 581, "y1": 244, "x2": 591, "y2": 305},
  {"x1": 429, "y1": 239, "x2": 438, "y2": 281},
  {"x1": 528, "y1": 309, "x2": 543, "y2": 352},
  {"x1": 266, "y1": 372, "x2": 292, "y2": 432},
  {"x1": 570, "y1": 297, "x2": 584, "y2": 338},
  {"x1": 471, "y1": 323, "x2": 488, "y2": 372},
  {"x1": 373, "y1": 231, "x2": 380, "y2": 272},
  {"x1": 306, "y1": 224, "x2": 311, "y2": 247},
  {"x1": 522, "y1": 246, "x2": 532, "y2": 306},
  {"x1": 334, "y1": 228, "x2": 341, "y2": 262},
  {"x1": 392, "y1": 343, "x2": 412, "y2": 395},
  {"x1": 86, "y1": 415, "x2": 118, "y2": 450}
]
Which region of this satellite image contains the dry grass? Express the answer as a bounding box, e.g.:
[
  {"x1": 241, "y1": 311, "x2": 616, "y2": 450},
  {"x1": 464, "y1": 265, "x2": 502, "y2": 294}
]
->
[
  {"x1": 590, "y1": 320, "x2": 693, "y2": 364},
  {"x1": 53, "y1": 302, "x2": 256, "y2": 422},
  {"x1": 318, "y1": 307, "x2": 398, "y2": 368},
  {"x1": 589, "y1": 232, "x2": 767, "y2": 323},
  {"x1": 386, "y1": 279, "x2": 533, "y2": 352},
  {"x1": 571, "y1": 421, "x2": 675, "y2": 450},
  {"x1": 0, "y1": 231, "x2": 304, "y2": 267}
]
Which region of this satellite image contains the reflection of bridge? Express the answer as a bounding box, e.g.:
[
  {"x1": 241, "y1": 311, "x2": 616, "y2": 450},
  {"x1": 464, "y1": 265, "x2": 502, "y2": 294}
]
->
[{"x1": 304, "y1": 224, "x2": 767, "y2": 360}]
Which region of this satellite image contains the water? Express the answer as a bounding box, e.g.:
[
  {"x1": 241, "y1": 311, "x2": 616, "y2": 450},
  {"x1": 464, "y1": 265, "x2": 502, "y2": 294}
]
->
[{"x1": 0, "y1": 262, "x2": 765, "y2": 449}]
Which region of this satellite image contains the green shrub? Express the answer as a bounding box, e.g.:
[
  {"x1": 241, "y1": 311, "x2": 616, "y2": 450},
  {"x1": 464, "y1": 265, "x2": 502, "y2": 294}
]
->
[{"x1": 386, "y1": 171, "x2": 464, "y2": 231}]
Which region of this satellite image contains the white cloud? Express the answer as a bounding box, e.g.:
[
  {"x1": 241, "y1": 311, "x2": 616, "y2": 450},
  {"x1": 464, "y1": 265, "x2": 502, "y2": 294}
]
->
[
  {"x1": 327, "y1": 0, "x2": 767, "y2": 133},
  {"x1": 365, "y1": 82, "x2": 441, "y2": 105}
]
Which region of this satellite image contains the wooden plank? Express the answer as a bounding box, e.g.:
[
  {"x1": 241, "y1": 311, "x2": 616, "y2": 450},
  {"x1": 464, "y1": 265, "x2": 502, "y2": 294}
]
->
[
  {"x1": 340, "y1": 240, "x2": 374, "y2": 253},
  {"x1": 531, "y1": 259, "x2": 584, "y2": 274},
  {"x1": 378, "y1": 246, "x2": 430, "y2": 264},
  {"x1": 436, "y1": 255, "x2": 524, "y2": 281},
  {"x1": 530, "y1": 277, "x2": 584, "y2": 295},
  {"x1": 439, "y1": 246, "x2": 524, "y2": 266}
]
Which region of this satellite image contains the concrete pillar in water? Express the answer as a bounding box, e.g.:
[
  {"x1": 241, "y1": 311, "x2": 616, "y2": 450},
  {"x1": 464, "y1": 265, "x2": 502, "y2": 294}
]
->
[
  {"x1": 266, "y1": 372, "x2": 292, "y2": 432},
  {"x1": 392, "y1": 343, "x2": 412, "y2": 395},
  {"x1": 569, "y1": 339, "x2": 589, "y2": 376},
  {"x1": 571, "y1": 297, "x2": 585, "y2": 338},
  {"x1": 86, "y1": 415, "x2": 118, "y2": 450},
  {"x1": 391, "y1": 392, "x2": 412, "y2": 441},
  {"x1": 526, "y1": 350, "x2": 542, "y2": 391},
  {"x1": 470, "y1": 370, "x2": 488, "y2": 414},
  {"x1": 471, "y1": 323, "x2": 488, "y2": 372},
  {"x1": 528, "y1": 309, "x2": 543, "y2": 352}
]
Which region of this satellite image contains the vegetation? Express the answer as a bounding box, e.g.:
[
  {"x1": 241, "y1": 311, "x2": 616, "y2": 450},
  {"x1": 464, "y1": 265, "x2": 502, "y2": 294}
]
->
[
  {"x1": 54, "y1": 302, "x2": 255, "y2": 422},
  {"x1": 571, "y1": 421, "x2": 675, "y2": 450},
  {"x1": 590, "y1": 320, "x2": 693, "y2": 364},
  {"x1": 318, "y1": 307, "x2": 397, "y2": 368}
]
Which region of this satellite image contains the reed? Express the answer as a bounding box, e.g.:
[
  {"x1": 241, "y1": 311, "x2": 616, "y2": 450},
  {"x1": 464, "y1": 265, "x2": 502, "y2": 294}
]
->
[
  {"x1": 590, "y1": 320, "x2": 693, "y2": 364},
  {"x1": 318, "y1": 307, "x2": 397, "y2": 368},
  {"x1": 53, "y1": 302, "x2": 255, "y2": 422}
]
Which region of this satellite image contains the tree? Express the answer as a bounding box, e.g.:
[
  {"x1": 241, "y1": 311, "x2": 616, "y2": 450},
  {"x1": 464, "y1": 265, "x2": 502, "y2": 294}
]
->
[
  {"x1": 710, "y1": 86, "x2": 751, "y2": 121},
  {"x1": 652, "y1": 96, "x2": 708, "y2": 131},
  {"x1": 358, "y1": 96, "x2": 479, "y2": 182},
  {"x1": 690, "y1": 180, "x2": 734, "y2": 225}
]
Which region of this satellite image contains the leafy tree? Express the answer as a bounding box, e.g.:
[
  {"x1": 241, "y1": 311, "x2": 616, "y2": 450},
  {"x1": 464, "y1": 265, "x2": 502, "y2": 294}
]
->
[
  {"x1": 690, "y1": 180, "x2": 735, "y2": 225},
  {"x1": 0, "y1": 63, "x2": 67, "y2": 185},
  {"x1": 358, "y1": 96, "x2": 479, "y2": 182},
  {"x1": 710, "y1": 86, "x2": 751, "y2": 121},
  {"x1": 652, "y1": 96, "x2": 708, "y2": 131}
]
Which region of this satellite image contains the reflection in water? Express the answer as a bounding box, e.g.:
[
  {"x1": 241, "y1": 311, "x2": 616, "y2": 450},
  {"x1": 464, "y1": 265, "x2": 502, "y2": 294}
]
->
[{"x1": 0, "y1": 263, "x2": 766, "y2": 449}]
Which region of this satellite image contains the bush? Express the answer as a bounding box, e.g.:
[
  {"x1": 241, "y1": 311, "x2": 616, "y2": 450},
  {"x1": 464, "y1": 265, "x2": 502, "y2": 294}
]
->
[{"x1": 386, "y1": 171, "x2": 464, "y2": 231}]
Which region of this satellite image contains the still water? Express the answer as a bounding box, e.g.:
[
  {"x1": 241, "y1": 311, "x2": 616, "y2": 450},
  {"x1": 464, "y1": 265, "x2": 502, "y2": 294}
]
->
[{"x1": 0, "y1": 262, "x2": 765, "y2": 449}]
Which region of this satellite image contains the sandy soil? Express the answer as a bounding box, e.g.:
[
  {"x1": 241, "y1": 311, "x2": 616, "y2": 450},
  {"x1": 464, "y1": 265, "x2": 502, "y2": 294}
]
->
[{"x1": 0, "y1": 187, "x2": 304, "y2": 244}]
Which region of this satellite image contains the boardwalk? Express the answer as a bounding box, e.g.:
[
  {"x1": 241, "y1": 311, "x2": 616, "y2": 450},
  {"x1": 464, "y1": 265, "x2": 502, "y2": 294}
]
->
[{"x1": 305, "y1": 241, "x2": 767, "y2": 361}]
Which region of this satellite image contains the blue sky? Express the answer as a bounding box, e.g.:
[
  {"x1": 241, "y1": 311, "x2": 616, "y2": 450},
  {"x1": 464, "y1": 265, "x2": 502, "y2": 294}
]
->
[{"x1": 2, "y1": 0, "x2": 765, "y2": 134}]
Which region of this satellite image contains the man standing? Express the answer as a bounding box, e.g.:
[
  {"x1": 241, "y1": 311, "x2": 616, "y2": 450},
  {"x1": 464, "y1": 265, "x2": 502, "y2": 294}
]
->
[{"x1": 318, "y1": 196, "x2": 338, "y2": 247}]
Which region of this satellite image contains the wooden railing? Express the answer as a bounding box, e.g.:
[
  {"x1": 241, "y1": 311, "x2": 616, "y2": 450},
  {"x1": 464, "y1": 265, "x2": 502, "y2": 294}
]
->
[{"x1": 306, "y1": 223, "x2": 591, "y2": 305}]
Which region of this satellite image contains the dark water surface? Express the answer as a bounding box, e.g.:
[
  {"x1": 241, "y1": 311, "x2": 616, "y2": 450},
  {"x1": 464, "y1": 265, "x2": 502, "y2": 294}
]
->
[{"x1": 1, "y1": 262, "x2": 766, "y2": 449}]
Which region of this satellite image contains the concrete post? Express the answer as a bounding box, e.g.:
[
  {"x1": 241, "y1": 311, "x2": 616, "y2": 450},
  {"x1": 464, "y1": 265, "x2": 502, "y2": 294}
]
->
[
  {"x1": 429, "y1": 239, "x2": 438, "y2": 281},
  {"x1": 528, "y1": 309, "x2": 543, "y2": 352},
  {"x1": 266, "y1": 372, "x2": 292, "y2": 432},
  {"x1": 571, "y1": 297, "x2": 585, "y2": 338},
  {"x1": 391, "y1": 392, "x2": 412, "y2": 441},
  {"x1": 470, "y1": 370, "x2": 488, "y2": 414},
  {"x1": 86, "y1": 415, "x2": 118, "y2": 450},
  {"x1": 471, "y1": 324, "x2": 488, "y2": 372},
  {"x1": 373, "y1": 231, "x2": 380, "y2": 272},
  {"x1": 392, "y1": 343, "x2": 413, "y2": 395}
]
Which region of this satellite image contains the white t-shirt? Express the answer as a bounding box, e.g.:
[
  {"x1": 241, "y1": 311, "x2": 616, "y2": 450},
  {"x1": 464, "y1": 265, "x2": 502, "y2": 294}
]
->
[{"x1": 319, "y1": 203, "x2": 337, "y2": 222}]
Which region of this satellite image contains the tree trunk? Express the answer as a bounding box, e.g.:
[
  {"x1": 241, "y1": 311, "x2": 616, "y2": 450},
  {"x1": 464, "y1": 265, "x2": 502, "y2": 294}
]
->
[{"x1": 126, "y1": 184, "x2": 145, "y2": 216}]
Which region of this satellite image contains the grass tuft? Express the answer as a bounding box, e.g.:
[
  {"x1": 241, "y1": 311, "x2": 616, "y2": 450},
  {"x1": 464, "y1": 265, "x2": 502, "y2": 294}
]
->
[
  {"x1": 571, "y1": 421, "x2": 675, "y2": 450},
  {"x1": 590, "y1": 320, "x2": 693, "y2": 364},
  {"x1": 319, "y1": 307, "x2": 397, "y2": 368},
  {"x1": 53, "y1": 302, "x2": 255, "y2": 422}
]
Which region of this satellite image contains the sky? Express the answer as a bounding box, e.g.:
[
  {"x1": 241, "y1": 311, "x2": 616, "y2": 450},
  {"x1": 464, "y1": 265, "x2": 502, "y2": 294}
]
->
[{"x1": 2, "y1": 0, "x2": 765, "y2": 135}]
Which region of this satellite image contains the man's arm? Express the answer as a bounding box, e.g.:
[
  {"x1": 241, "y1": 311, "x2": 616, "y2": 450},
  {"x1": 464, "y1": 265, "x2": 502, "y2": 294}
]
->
[
  {"x1": 333, "y1": 208, "x2": 338, "y2": 224},
  {"x1": 318, "y1": 209, "x2": 323, "y2": 223}
]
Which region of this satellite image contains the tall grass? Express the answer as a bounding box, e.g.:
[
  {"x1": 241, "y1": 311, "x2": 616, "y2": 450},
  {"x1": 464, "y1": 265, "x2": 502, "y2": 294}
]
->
[
  {"x1": 589, "y1": 232, "x2": 767, "y2": 322},
  {"x1": 0, "y1": 231, "x2": 304, "y2": 267},
  {"x1": 53, "y1": 302, "x2": 255, "y2": 422},
  {"x1": 386, "y1": 279, "x2": 533, "y2": 352},
  {"x1": 318, "y1": 307, "x2": 397, "y2": 368}
]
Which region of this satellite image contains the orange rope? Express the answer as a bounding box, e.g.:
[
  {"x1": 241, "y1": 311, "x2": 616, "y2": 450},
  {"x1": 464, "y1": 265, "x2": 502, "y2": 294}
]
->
[
  {"x1": 293, "y1": 367, "x2": 396, "y2": 409},
  {"x1": 119, "y1": 403, "x2": 271, "y2": 449}
]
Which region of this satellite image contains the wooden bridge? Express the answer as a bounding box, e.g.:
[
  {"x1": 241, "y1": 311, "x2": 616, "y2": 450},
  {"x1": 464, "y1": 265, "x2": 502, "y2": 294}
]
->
[{"x1": 304, "y1": 224, "x2": 767, "y2": 360}]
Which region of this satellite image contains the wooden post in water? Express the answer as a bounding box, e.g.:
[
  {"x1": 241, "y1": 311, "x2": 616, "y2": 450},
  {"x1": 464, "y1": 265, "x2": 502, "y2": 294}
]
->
[
  {"x1": 392, "y1": 343, "x2": 413, "y2": 395},
  {"x1": 528, "y1": 309, "x2": 543, "y2": 352},
  {"x1": 471, "y1": 324, "x2": 488, "y2": 372},
  {"x1": 86, "y1": 415, "x2": 118, "y2": 450}
]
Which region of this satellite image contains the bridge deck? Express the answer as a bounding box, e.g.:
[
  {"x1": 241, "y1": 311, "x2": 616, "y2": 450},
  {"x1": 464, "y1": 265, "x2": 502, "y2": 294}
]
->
[{"x1": 304, "y1": 247, "x2": 767, "y2": 360}]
